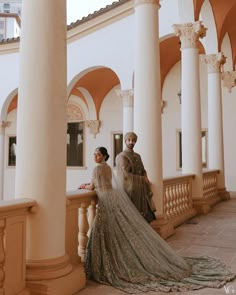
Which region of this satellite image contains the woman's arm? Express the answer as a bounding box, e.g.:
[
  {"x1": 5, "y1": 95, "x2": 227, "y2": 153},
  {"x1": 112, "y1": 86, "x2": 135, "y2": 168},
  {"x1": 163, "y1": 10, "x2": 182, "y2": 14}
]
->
[{"x1": 79, "y1": 183, "x2": 95, "y2": 190}]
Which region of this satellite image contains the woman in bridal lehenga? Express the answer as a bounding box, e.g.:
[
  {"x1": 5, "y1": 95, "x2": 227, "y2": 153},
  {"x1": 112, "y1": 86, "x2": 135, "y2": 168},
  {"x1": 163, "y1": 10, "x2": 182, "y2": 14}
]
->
[{"x1": 79, "y1": 147, "x2": 235, "y2": 293}]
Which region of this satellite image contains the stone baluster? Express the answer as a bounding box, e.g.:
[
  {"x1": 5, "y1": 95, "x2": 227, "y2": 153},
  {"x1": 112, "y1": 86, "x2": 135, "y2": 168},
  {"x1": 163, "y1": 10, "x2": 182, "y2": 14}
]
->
[
  {"x1": 88, "y1": 200, "x2": 96, "y2": 236},
  {"x1": 78, "y1": 203, "x2": 89, "y2": 261}
]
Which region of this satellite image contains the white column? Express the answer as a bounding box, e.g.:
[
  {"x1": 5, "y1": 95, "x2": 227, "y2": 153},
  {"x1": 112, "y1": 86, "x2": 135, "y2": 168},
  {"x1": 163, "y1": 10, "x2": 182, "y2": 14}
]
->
[
  {"x1": 202, "y1": 53, "x2": 230, "y2": 199},
  {"x1": 15, "y1": 0, "x2": 75, "y2": 287},
  {"x1": 173, "y1": 22, "x2": 206, "y2": 199},
  {"x1": 134, "y1": 0, "x2": 163, "y2": 214},
  {"x1": 116, "y1": 89, "x2": 134, "y2": 136}
]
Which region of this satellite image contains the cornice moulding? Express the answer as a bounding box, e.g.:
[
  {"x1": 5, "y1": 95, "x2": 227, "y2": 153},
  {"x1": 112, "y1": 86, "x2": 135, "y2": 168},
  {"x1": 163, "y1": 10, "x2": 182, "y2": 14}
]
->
[
  {"x1": 67, "y1": 1, "x2": 134, "y2": 43},
  {"x1": 0, "y1": 1, "x2": 133, "y2": 53},
  {"x1": 0, "y1": 40, "x2": 20, "y2": 54}
]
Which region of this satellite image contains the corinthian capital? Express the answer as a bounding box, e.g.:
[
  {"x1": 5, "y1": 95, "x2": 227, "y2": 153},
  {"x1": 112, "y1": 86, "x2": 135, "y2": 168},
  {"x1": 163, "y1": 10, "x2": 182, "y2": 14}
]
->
[
  {"x1": 201, "y1": 52, "x2": 226, "y2": 73},
  {"x1": 173, "y1": 21, "x2": 207, "y2": 49},
  {"x1": 134, "y1": 0, "x2": 160, "y2": 8},
  {"x1": 85, "y1": 120, "x2": 100, "y2": 138},
  {"x1": 116, "y1": 89, "x2": 134, "y2": 107},
  {"x1": 221, "y1": 71, "x2": 236, "y2": 93}
]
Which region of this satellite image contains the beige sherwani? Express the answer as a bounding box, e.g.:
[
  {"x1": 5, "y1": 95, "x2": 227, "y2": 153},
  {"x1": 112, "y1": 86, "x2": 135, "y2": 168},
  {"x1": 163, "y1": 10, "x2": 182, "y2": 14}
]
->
[{"x1": 115, "y1": 149, "x2": 156, "y2": 223}]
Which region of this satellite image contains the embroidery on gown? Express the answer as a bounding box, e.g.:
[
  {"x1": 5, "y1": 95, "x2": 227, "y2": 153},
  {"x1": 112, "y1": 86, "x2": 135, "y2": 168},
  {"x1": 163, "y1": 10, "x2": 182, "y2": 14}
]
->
[{"x1": 84, "y1": 162, "x2": 236, "y2": 293}]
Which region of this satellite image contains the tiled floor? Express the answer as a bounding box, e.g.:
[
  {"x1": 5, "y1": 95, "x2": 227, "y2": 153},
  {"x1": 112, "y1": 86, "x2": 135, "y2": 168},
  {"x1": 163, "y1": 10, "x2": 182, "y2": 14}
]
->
[{"x1": 76, "y1": 193, "x2": 236, "y2": 295}]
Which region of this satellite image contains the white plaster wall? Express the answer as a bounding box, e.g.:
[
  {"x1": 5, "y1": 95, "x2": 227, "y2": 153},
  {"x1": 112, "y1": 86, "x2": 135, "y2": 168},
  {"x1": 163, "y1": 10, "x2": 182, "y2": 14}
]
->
[
  {"x1": 162, "y1": 61, "x2": 181, "y2": 177},
  {"x1": 159, "y1": 0, "x2": 179, "y2": 37},
  {"x1": 159, "y1": 0, "x2": 194, "y2": 37},
  {"x1": 67, "y1": 15, "x2": 134, "y2": 90},
  {"x1": 221, "y1": 34, "x2": 233, "y2": 71},
  {"x1": 66, "y1": 85, "x2": 122, "y2": 191},
  {"x1": 0, "y1": 52, "x2": 19, "y2": 117},
  {"x1": 222, "y1": 86, "x2": 236, "y2": 191},
  {"x1": 162, "y1": 58, "x2": 208, "y2": 178},
  {"x1": 199, "y1": 0, "x2": 218, "y2": 54}
]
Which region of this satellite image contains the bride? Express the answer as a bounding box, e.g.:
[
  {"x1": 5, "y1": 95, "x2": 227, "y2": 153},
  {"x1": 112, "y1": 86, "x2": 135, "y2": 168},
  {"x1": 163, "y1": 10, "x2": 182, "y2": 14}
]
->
[{"x1": 79, "y1": 146, "x2": 235, "y2": 293}]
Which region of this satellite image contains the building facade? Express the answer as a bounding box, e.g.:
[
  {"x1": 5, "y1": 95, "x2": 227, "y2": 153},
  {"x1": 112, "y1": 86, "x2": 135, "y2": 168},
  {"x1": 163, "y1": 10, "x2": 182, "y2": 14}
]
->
[
  {"x1": 0, "y1": 0, "x2": 21, "y2": 40},
  {"x1": 0, "y1": 0, "x2": 235, "y2": 293}
]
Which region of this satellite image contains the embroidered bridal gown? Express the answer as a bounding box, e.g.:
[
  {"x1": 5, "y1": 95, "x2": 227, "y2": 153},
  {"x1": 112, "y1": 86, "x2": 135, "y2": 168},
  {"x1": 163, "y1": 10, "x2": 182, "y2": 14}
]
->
[{"x1": 85, "y1": 162, "x2": 235, "y2": 293}]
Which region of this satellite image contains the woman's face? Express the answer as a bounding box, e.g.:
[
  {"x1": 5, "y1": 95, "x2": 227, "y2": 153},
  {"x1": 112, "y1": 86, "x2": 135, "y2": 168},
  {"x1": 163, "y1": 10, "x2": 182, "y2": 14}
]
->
[{"x1": 94, "y1": 149, "x2": 106, "y2": 163}]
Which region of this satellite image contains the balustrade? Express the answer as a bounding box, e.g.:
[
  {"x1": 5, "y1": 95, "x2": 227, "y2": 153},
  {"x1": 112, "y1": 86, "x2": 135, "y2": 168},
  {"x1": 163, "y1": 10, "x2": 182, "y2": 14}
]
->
[
  {"x1": 0, "y1": 198, "x2": 36, "y2": 294},
  {"x1": 66, "y1": 190, "x2": 98, "y2": 263},
  {"x1": 163, "y1": 174, "x2": 195, "y2": 226},
  {"x1": 203, "y1": 170, "x2": 219, "y2": 199}
]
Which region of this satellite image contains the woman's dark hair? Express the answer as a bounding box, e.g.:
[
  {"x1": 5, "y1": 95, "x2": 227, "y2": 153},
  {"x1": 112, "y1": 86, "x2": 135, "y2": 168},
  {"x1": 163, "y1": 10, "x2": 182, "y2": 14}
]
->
[{"x1": 96, "y1": 146, "x2": 110, "y2": 161}]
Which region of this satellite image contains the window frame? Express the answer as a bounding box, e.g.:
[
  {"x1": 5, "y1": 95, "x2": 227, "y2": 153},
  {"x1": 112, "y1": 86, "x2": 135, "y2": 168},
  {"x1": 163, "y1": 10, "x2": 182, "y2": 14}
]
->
[
  {"x1": 176, "y1": 129, "x2": 208, "y2": 170},
  {"x1": 66, "y1": 121, "x2": 85, "y2": 168},
  {"x1": 111, "y1": 131, "x2": 123, "y2": 167}
]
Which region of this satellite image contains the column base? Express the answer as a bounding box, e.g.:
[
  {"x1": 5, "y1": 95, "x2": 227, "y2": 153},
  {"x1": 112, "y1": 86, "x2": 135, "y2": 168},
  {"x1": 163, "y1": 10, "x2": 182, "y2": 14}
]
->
[
  {"x1": 151, "y1": 214, "x2": 175, "y2": 239},
  {"x1": 218, "y1": 187, "x2": 230, "y2": 200},
  {"x1": 26, "y1": 264, "x2": 86, "y2": 295},
  {"x1": 26, "y1": 255, "x2": 73, "y2": 281},
  {"x1": 192, "y1": 198, "x2": 211, "y2": 214},
  {"x1": 171, "y1": 208, "x2": 197, "y2": 228}
]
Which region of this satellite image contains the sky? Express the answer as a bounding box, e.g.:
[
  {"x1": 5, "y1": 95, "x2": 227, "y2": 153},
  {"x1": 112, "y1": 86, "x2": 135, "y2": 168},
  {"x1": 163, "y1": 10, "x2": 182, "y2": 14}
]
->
[{"x1": 67, "y1": 0, "x2": 115, "y2": 24}]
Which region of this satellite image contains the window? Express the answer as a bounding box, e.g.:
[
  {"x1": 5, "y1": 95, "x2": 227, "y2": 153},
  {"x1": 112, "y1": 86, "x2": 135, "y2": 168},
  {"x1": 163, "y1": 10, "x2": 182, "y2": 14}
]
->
[
  {"x1": 8, "y1": 136, "x2": 16, "y2": 166},
  {"x1": 0, "y1": 20, "x2": 4, "y2": 30},
  {"x1": 67, "y1": 122, "x2": 84, "y2": 167},
  {"x1": 177, "y1": 130, "x2": 207, "y2": 169},
  {"x1": 3, "y1": 3, "x2": 10, "y2": 13},
  {"x1": 113, "y1": 133, "x2": 123, "y2": 166}
]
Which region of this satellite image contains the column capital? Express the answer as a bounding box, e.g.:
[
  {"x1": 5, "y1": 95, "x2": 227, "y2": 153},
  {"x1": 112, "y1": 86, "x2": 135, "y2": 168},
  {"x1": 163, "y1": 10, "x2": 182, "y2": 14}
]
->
[
  {"x1": 201, "y1": 52, "x2": 226, "y2": 73},
  {"x1": 0, "y1": 121, "x2": 11, "y2": 135},
  {"x1": 221, "y1": 71, "x2": 236, "y2": 93},
  {"x1": 173, "y1": 21, "x2": 207, "y2": 49},
  {"x1": 116, "y1": 89, "x2": 134, "y2": 107},
  {"x1": 134, "y1": 0, "x2": 160, "y2": 8},
  {"x1": 85, "y1": 120, "x2": 100, "y2": 138}
]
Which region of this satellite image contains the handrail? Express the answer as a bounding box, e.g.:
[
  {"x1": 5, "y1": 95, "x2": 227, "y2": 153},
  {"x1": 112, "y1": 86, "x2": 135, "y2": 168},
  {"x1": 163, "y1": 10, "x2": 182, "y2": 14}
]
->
[{"x1": 0, "y1": 198, "x2": 37, "y2": 294}]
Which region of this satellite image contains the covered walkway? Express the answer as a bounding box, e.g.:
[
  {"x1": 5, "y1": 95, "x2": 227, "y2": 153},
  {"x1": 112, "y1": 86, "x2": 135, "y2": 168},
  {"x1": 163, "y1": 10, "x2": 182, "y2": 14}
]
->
[{"x1": 78, "y1": 193, "x2": 236, "y2": 295}]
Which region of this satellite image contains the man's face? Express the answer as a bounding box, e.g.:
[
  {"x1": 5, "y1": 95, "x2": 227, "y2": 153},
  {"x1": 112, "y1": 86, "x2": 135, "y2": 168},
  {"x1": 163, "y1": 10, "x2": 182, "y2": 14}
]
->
[{"x1": 125, "y1": 137, "x2": 136, "y2": 150}]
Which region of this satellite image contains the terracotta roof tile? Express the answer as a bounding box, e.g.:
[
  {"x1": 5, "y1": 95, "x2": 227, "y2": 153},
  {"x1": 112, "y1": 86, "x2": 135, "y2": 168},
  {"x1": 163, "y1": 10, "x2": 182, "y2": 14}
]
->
[{"x1": 0, "y1": 0, "x2": 128, "y2": 44}]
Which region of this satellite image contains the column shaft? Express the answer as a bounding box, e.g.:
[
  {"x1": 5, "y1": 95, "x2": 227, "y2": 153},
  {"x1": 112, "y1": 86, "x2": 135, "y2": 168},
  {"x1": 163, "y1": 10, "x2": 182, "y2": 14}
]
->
[
  {"x1": 203, "y1": 53, "x2": 227, "y2": 191},
  {"x1": 134, "y1": 0, "x2": 163, "y2": 214},
  {"x1": 173, "y1": 22, "x2": 207, "y2": 199},
  {"x1": 16, "y1": 0, "x2": 67, "y2": 260},
  {"x1": 116, "y1": 89, "x2": 134, "y2": 137}
]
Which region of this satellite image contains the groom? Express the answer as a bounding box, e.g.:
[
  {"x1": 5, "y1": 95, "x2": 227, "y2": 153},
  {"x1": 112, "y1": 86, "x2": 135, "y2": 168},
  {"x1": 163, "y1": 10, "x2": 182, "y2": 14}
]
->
[{"x1": 115, "y1": 132, "x2": 156, "y2": 223}]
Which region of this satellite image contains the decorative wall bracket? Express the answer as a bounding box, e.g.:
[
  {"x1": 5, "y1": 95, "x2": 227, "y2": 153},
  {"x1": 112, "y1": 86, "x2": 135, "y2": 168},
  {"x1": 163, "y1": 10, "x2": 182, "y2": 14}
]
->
[
  {"x1": 0, "y1": 121, "x2": 11, "y2": 135},
  {"x1": 85, "y1": 120, "x2": 100, "y2": 138},
  {"x1": 221, "y1": 71, "x2": 236, "y2": 93}
]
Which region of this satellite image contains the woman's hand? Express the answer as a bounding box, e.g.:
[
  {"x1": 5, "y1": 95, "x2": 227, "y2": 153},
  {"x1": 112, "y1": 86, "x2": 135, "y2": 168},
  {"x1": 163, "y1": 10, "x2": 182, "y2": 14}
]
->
[{"x1": 79, "y1": 183, "x2": 88, "y2": 189}]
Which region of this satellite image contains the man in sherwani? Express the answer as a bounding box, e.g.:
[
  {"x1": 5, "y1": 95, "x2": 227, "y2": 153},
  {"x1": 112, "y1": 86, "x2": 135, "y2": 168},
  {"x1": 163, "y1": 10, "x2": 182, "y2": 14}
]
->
[{"x1": 115, "y1": 132, "x2": 156, "y2": 223}]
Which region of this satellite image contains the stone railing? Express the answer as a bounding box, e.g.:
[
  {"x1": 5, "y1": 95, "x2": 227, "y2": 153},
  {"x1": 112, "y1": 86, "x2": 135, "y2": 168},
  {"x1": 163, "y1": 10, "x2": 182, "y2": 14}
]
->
[
  {"x1": 0, "y1": 198, "x2": 36, "y2": 295},
  {"x1": 66, "y1": 190, "x2": 98, "y2": 263},
  {"x1": 65, "y1": 172, "x2": 221, "y2": 259},
  {"x1": 203, "y1": 170, "x2": 219, "y2": 199},
  {"x1": 163, "y1": 174, "x2": 196, "y2": 226}
]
